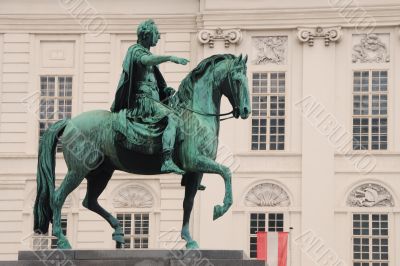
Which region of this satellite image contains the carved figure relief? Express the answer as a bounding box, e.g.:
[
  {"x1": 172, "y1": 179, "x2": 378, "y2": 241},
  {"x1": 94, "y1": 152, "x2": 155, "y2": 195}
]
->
[
  {"x1": 113, "y1": 185, "x2": 154, "y2": 208},
  {"x1": 347, "y1": 183, "x2": 394, "y2": 207},
  {"x1": 252, "y1": 36, "x2": 287, "y2": 65},
  {"x1": 352, "y1": 34, "x2": 390, "y2": 63},
  {"x1": 245, "y1": 183, "x2": 290, "y2": 207}
]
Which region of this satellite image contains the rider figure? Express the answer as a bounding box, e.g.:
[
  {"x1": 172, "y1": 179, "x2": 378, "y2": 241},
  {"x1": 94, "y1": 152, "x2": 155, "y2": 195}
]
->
[{"x1": 111, "y1": 19, "x2": 188, "y2": 175}]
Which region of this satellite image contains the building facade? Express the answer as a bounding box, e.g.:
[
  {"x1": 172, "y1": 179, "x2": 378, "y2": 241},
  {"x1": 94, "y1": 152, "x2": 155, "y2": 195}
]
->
[{"x1": 1, "y1": 0, "x2": 400, "y2": 265}]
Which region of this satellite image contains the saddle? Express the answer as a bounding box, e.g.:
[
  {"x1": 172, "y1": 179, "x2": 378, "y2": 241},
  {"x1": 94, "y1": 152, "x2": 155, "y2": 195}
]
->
[{"x1": 112, "y1": 109, "x2": 165, "y2": 155}]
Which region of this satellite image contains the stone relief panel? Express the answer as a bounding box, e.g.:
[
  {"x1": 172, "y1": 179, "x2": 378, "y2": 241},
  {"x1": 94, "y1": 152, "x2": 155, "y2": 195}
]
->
[
  {"x1": 113, "y1": 185, "x2": 154, "y2": 208},
  {"x1": 347, "y1": 183, "x2": 394, "y2": 207},
  {"x1": 245, "y1": 183, "x2": 290, "y2": 207},
  {"x1": 352, "y1": 34, "x2": 390, "y2": 63},
  {"x1": 252, "y1": 36, "x2": 287, "y2": 65},
  {"x1": 40, "y1": 41, "x2": 75, "y2": 68}
]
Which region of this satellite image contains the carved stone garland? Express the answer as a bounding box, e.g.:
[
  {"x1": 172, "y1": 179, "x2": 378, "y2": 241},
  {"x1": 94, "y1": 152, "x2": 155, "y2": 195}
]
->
[
  {"x1": 245, "y1": 183, "x2": 290, "y2": 207},
  {"x1": 347, "y1": 183, "x2": 394, "y2": 207},
  {"x1": 297, "y1": 27, "x2": 342, "y2": 46},
  {"x1": 252, "y1": 36, "x2": 287, "y2": 65},
  {"x1": 198, "y1": 28, "x2": 242, "y2": 48},
  {"x1": 352, "y1": 34, "x2": 390, "y2": 63},
  {"x1": 113, "y1": 185, "x2": 154, "y2": 208}
]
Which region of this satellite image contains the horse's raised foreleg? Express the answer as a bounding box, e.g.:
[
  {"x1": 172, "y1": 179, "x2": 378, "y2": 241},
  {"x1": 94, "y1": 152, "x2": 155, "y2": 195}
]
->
[
  {"x1": 181, "y1": 172, "x2": 201, "y2": 249},
  {"x1": 52, "y1": 170, "x2": 85, "y2": 249},
  {"x1": 83, "y1": 169, "x2": 124, "y2": 248},
  {"x1": 192, "y1": 156, "x2": 232, "y2": 220}
]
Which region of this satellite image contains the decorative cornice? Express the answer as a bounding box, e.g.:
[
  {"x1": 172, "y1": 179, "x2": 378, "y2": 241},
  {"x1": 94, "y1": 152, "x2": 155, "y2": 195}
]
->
[
  {"x1": 197, "y1": 28, "x2": 242, "y2": 48},
  {"x1": 297, "y1": 26, "x2": 342, "y2": 46},
  {"x1": 199, "y1": 6, "x2": 400, "y2": 29},
  {"x1": 0, "y1": 14, "x2": 197, "y2": 33}
]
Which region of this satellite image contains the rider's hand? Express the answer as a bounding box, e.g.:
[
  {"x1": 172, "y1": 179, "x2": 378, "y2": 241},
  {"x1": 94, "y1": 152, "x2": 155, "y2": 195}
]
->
[
  {"x1": 165, "y1": 87, "x2": 176, "y2": 96},
  {"x1": 170, "y1": 56, "x2": 189, "y2": 65}
]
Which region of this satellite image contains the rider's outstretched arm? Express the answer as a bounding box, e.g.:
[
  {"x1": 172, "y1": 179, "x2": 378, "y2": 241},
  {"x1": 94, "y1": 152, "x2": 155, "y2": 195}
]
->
[
  {"x1": 141, "y1": 55, "x2": 189, "y2": 66},
  {"x1": 140, "y1": 55, "x2": 170, "y2": 66}
]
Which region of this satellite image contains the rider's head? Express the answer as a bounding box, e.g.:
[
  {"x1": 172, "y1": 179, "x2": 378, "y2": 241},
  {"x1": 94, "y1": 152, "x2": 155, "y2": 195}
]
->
[{"x1": 137, "y1": 19, "x2": 160, "y2": 47}]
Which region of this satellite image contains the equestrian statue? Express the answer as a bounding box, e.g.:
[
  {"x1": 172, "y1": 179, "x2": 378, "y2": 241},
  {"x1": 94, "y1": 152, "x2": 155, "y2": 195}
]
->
[{"x1": 33, "y1": 19, "x2": 251, "y2": 249}]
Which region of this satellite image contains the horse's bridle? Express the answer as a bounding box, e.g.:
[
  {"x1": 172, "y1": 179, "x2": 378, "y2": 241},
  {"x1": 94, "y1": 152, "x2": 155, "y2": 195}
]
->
[
  {"x1": 224, "y1": 60, "x2": 241, "y2": 120},
  {"x1": 145, "y1": 58, "x2": 241, "y2": 121}
]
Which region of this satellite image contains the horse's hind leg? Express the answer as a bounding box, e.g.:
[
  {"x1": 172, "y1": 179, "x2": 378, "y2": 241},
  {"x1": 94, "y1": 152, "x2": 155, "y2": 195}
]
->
[
  {"x1": 52, "y1": 170, "x2": 85, "y2": 249},
  {"x1": 181, "y1": 172, "x2": 201, "y2": 249},
  {"x1": 83, "y1": 169, "x2": 124, "y2": 248}
]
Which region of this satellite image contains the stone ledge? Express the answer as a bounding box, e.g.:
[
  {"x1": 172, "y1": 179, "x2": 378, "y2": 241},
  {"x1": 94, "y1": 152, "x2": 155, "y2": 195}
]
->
[
  {"x1": 16, "y1": 250, "x2": 265, "y2": 266},
  {"x1": 18, "y1": 249, "x2": 244, "y2": 261}
]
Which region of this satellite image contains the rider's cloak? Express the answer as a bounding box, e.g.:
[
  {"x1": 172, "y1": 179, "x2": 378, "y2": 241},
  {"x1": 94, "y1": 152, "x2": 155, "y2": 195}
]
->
[{"x1": 110, "y1": 44, "x2": 170, "y2": 113}]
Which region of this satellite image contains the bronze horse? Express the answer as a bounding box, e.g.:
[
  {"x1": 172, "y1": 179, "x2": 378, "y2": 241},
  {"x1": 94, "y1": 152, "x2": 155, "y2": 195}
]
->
[{"x1": 34, "y1": 54, "x2": 250, "y2": 249}]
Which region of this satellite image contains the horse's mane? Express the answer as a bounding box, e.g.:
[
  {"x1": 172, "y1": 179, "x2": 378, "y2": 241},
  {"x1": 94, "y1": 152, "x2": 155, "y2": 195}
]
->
[{"x1": 176, "y1": 54, "x2": 235, "y2": 103}]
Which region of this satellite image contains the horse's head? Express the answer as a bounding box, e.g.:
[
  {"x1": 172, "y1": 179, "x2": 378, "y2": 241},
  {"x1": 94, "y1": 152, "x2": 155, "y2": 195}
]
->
[{"x1": 223, "y1": 54, "x2": 251, "y2": 119}]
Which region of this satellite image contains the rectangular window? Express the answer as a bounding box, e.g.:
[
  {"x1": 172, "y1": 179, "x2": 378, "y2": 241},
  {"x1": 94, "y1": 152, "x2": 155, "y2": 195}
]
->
[
  {"x1": 249, "y1": 213, "x2": 284, "y2": 258},
  {"x1": 251, "y1": 72, "x2": 285, "y2": 151},
  {"x1": 353, "y1": 71, "x2": 387, "y2": 150},
  {"x1": 32, "y1": 214, "x2": 67, "y2": 250},
  {"x1": 39, "y1": 76, "x2": 73, "y2": 152},
  {"x1": 353, "y1": 213, "x2": 389, "y2": 266},
  {"x1": 117, "y1": 213, "x2": 149, "y2": 249}
]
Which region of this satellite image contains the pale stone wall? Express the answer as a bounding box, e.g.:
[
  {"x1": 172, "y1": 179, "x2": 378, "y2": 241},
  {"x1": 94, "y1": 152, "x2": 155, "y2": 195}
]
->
[{"x1": 0, "y1": 0, "x2": 400, "y2": 265}]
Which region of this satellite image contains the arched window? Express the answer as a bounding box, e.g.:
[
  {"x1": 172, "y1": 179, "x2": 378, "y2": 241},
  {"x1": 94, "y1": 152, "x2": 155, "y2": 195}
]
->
[
  {"x1": 346, "y1": 182, "x2": 394, "y2": 266},
  {"x1": 243, "y1": 182, "x2": 291, "y2": 258},
  {"x1": 112, "y1": 184, "x2": 155, "y2": 249}
]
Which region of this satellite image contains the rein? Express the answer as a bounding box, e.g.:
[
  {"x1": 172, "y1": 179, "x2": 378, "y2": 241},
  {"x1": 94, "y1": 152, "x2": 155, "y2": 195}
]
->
[
  {"x1": 141, "y1": 95, "x2": 234, "y2": 119},
  {"x1": 178, "y1": 59, "x2": 238, "y2": 120},
  {"x1": 144, "y1": 58, "x2": 239, "y2": 121}
]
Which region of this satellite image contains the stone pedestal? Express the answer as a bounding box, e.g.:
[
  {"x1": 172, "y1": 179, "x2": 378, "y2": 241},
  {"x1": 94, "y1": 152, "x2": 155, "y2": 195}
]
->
[{"x1": 11, "y1": 249, "x2": 265, "y2": 266}]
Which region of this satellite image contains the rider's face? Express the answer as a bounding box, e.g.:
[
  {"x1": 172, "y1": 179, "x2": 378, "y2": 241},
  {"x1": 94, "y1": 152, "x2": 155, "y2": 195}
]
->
[{"x1": 150, "y1": 29, "x2": 160, "y2": 47}]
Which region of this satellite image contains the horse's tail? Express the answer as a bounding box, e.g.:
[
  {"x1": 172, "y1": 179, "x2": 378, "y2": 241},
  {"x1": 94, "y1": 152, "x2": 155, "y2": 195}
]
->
[{"x1": 33, "y1": 119, "x2": 68, "y2": 234}]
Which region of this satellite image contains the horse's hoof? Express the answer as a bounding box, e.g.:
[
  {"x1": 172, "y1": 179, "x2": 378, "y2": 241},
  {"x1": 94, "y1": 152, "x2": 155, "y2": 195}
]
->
[
  {"x1": 186, "y1": 240, "x2": 199, "y2": 249},
  {"x1": 213, "y1": 205, "x2": 223, "y2": 220},
  {"x1": 112, "y1": 232, "x2": 125, "y2": 248},
  {"x1": 57, "y1": 239, "x2": 72, "y2": 249}
]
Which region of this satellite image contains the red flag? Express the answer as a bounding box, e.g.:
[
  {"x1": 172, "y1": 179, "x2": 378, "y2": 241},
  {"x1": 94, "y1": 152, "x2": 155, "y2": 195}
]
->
[{"x1": 257, "y1": 231, "x2": 288, "y2": 266}]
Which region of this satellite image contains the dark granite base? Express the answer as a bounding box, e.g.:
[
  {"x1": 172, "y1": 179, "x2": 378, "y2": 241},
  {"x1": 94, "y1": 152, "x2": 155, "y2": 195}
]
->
[{"x1": 12, "y1": 250, "x2": 265, "y2": 266}]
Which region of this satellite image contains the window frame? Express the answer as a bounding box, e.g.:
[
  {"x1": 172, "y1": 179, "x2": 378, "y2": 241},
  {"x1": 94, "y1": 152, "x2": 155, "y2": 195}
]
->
[
  {"x1": 116, "y1": 212, "x2": 150, "y2": 250},
  {"x1": 249, "y1": 70, "x2": 287, "y2": 152},
  {"x1": 38, "y1": 75, "x2": 73, "y2": 152},
  {"x1": 351, "y1": 212, "x2": 390, "y2": 266},
  {"x1": 29, "y1": 36, "x2": 80, "y2": 155},
  {"x1": 247, "y1": 210, "x2": 289, "y2": 259},
  {"x1": 352, "y1": 69, "x2": 389, "y2": 151}
]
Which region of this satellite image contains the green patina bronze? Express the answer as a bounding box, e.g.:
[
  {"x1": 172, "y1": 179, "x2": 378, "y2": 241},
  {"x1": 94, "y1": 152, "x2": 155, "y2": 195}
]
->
[{"x1": 33, "y1": 19, "x2": 251, "y2": 250}]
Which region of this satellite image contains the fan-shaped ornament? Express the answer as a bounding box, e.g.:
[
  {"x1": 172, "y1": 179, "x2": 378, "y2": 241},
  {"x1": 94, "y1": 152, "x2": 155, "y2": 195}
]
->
[
  {"x1": 113, "y1": 185, "x2": 154, "y2": 208},
  {"x1": 245, "y1": 183, "x2": 290, "y2": 207}
]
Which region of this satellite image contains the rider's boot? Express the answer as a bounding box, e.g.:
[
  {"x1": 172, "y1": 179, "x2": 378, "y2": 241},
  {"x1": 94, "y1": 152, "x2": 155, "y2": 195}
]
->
[{"x1": 161, "y1": 149, "x2": 185, "y2": 175}]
